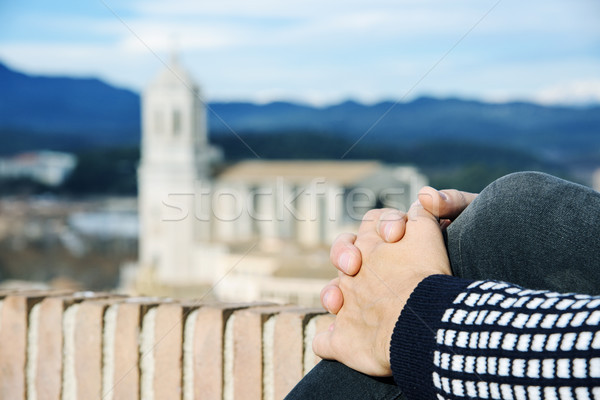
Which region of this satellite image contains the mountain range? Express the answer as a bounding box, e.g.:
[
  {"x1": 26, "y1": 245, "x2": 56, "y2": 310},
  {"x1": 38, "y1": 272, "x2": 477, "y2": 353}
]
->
[{"x1": 1, "y1": 60, "x2": 599, "y2": 171}]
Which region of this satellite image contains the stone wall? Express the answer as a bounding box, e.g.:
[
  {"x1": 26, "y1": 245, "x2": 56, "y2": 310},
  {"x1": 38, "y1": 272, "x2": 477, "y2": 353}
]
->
[{"x1": 0, "y1": 289, "x2": 333, "y2": 399}]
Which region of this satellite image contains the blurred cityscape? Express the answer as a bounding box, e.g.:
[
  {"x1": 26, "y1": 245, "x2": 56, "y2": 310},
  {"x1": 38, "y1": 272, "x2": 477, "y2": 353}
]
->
[
  {"x1": 1, "y1": 57, "x2": 432, "y2": 306},
  {"x1": 1, "y1": 1, "x2": 599, "y2": 306},
  {"x1": 1, "y1": 55, "x2": 599, "y2": 306}
]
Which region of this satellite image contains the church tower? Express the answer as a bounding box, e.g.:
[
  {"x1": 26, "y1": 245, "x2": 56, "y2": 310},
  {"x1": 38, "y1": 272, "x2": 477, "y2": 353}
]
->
[{"x1": 138, "y1": 54, "x2": 215, "y2": 285}]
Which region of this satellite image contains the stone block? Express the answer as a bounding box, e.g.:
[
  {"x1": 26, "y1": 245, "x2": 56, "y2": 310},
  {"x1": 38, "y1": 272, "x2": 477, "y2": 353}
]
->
[
  {"x1": 29, "y1": 292, "x2": 111, "y2": 400},
  {"x1": 272, "y1": 308, "x2": 325, "y2": 399},
  {"x1": 105, "y1": 296, "x2": 169, "y2": 400},
  {"x1": 231, "y1": 305, "x2": 292, "y2": 400},
  {"x1": 183, "y1": 302, "x2": 253, "y2": 400},
  {"x1": 102, "y1": 301, "x2": 141, "y2": 400},
  {"x1": 303, "y1": 313, "x2": 335, "y2": 374},
  {"x1": 62, "y1": 298, "x2": 122, "y2": 400},
  {"x1": 0, "y1": 291, "x2": 57, "y2": 399},
  {"x1": 152, "y1": 303, "x2": 184, "y2": 400}
]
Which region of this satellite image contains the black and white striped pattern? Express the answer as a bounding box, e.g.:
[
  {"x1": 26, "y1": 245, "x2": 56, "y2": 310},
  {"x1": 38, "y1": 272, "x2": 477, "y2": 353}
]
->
[{"x1": 432, "y1": 280, "x2": 600, "y2": 400}]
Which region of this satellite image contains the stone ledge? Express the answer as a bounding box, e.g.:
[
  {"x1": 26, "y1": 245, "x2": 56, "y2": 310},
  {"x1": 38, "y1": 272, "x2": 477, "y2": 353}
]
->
[{"x1": 0, "y1": 289, "x2": 333, "y2": 400}]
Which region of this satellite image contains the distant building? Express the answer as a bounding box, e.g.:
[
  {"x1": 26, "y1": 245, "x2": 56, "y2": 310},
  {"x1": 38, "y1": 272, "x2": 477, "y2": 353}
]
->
[
  {"x1": 0, "y1": 151, "x2": 77, "y2": 186},
  {"x1": 128, "y1": 55, "x2": 428, "y2": 306}
]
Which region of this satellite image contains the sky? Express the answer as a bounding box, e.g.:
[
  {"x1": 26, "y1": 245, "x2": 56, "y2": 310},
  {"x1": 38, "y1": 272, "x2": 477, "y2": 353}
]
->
[{"x1": 0, "y1": 0, "x2": 599, "y2": 106}]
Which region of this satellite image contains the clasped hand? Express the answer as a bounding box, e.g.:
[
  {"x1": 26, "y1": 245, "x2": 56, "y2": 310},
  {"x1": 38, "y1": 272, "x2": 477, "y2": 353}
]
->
[{"x1": 312, "y1": 187, "x2": 477, "y2": 376}]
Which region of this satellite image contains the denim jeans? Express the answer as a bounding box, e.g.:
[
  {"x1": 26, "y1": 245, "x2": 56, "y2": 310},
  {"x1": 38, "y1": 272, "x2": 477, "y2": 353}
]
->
[{"x1": 285, "y1": 172, "x2": 600, "y2": 400}]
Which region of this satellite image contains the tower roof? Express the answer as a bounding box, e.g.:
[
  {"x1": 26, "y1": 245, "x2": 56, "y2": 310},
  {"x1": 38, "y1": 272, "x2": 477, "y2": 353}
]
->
[{"x1": 149, "y1": 52, "x2": 197, "y2": 89}]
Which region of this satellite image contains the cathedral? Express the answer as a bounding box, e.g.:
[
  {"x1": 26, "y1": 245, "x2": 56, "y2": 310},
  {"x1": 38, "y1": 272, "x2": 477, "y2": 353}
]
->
[{"x1": 129, "y1": 55, "x2": 427, "y2": 306}]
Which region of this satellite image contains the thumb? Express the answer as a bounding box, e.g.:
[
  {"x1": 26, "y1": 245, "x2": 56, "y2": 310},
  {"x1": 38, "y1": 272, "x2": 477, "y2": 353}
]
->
[{"x1": 418, "y1": 186, "x2": 477, "y2": 220}]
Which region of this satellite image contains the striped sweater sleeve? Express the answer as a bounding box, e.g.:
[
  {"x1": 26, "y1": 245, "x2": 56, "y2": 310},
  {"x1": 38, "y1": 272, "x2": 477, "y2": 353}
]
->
[{"x1": 390, "y1": 274, "x2": 600, "y2": 400}]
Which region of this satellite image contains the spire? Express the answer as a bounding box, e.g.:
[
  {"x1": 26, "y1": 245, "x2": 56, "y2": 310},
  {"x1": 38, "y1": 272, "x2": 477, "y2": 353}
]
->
[
  {"x1": 168, "y1": 34, "x2": 180, "y2": 67},
  {"x1": 150, "y1": 45, "x2": 196, "y2": 89}
]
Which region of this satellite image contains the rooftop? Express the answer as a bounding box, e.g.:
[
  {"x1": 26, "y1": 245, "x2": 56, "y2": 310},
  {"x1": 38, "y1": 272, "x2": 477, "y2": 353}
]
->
[{"x1": 217, "y1": 159, "x2": 383, "y2": 186}]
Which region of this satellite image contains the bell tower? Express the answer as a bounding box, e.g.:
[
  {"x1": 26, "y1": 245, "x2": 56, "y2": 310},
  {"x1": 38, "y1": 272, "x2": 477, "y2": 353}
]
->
[
  {"x1": 138, "y1": 53, "x2": 214, "y2": 285},
  {"x1": 141, "y1": 52, "x2": 211, "y2": 176}
]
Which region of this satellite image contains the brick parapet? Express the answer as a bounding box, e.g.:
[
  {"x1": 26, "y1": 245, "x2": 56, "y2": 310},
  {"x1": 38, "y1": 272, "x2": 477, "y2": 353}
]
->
[{"x1": 0, "y1": 291, "x2": 333, "y2": 400}]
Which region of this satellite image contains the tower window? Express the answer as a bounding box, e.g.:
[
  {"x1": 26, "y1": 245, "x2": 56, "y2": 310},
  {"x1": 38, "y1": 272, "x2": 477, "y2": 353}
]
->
[{"x1": 173, "y1": 110, "x2": 182, "y2": 136}]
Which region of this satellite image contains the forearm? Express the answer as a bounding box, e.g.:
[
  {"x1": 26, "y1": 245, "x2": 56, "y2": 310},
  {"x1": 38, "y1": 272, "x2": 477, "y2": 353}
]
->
[{"x1": 391, "y1": 274, "x2": 600, "y2": 399}]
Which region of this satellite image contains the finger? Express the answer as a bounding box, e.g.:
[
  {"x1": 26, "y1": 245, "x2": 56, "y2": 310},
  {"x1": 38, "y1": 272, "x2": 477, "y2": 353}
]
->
[
  {"x1": 312, "y1": 329, "x2": 336, "y2": 361},
  {"x1": 319, "y1": 277, "x2": 340, "y2": 307},
  {"x1": 330, "y1": 232, "x2": 361, "y2": 276},
  {"x1": 377, "y1": 210, "x2": 407, "y2": 243},
  {"x1": 417, "y1": 186, "x2": 478, "y2": 220},
  {"x1": 354, "y1": 208, "x2": 395, "y2": 255},
  {"x1": 359, "y1": 208, "x2": 395, "y2": 232},
  {"x1": 320, "y1": 279, "x2": 344, "y2": 314},
  {"x1": 407, "y1": 198, "x2": 440, "y2": 225}
]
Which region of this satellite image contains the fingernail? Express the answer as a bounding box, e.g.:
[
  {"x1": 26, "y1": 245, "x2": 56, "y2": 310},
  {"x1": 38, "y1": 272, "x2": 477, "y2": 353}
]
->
[
  {"x1": 323, "y1": 291, "x2": 331, "y2": 312},
  {"x1": 384, "y1": 222, "x2": 394, "y2": 241},
  {"x1": 438, "y1": 190, "x2": 447, "y2": 200},
  {"x1": 338, "y1": 252, "x2": 351, "y2": 274}
]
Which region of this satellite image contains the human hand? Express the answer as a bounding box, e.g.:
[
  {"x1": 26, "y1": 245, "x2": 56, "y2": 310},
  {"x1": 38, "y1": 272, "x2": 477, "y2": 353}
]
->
[
  {"x1": 321, "y1": 187, "x2": 476, "y2": 314},
  {"x1": 407, "y1": 186, "x2": 477, "y2": 234},
  {"x1": 313, "y1": 202, "x2": 451, "y2": 376},
  {"x1": 373, "y1": 187, "x2": 478, "y2": 245}
]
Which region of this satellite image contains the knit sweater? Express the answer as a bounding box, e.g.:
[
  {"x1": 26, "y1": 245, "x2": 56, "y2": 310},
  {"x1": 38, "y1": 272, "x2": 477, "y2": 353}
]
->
[{"x1": 391, "y1": 275, "x2": 600, "y2": 400}]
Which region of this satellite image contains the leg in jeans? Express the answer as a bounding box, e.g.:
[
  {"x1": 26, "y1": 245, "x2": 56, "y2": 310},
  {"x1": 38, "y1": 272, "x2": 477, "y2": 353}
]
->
[
  {"x1": 285, "y1": 360, "x2": 404, "y2": 400},
  {"x1": 447, "y1": 171, "x2": 600, "y2": 295},
  {"x1": 286, "y1": 172, "x2": 600, "y2": 400}
]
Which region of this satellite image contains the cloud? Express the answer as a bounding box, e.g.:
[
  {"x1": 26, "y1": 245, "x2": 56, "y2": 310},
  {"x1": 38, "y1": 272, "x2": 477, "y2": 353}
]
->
[
  {"x1": 129, "y1": 0, "x2": 600, "y2": 38},
  {"x1": 131, "y1": 0, "x2": 485, "y2": 39},
  {"x1": 116, "y1": 20, "x2": 244, "y2": 52},
  {"x1": 1, "y1": 0, "x2": 599, "y2": 104},
  {"x1": 534, "y1": 80, "x2": 600, "y2": 106}
]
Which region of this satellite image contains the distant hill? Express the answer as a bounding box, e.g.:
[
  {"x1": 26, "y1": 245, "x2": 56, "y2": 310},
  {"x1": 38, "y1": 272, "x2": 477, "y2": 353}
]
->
[
  {"x1": 0, "y1": 62, "x2": 139, "y2": 150},
  {"x1": 1, "y1": 60, "x2": 599, "y2": 168},
  {"x1": 209, "y1": 99, "x2": 600, "y2": 162}
]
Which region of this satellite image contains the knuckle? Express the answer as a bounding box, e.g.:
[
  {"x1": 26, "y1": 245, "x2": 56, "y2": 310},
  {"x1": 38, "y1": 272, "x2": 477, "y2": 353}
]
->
[
  {"x1": 380, "y1": 209, "x2": 403, "y2": 221},
  {"x1": 333, "y1": 232, "x2": 356, "y2": 247},
  {"x1": 320, "y1": 285, "x2": 330, "y2": 299},
  {"x1": 329, "y1": 244, "x2": 339, "y2": 262},
  {"x1": 332, "y1": 232, "x2": 347, "y2": 246},
  {"x1": 362, "y1": 209, "x2": 381, "y2": 223},
  {"x1": 330, "y1": 234, "x2": 350, "y2": 259},
  {"x1": 312, "y1": 336, "x2": 324, "y2": 354}
]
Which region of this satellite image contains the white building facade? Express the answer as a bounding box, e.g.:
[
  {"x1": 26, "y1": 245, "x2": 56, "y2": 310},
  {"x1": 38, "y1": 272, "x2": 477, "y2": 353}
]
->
[{"x1": 133, "y1": 57, "x2": 428, "y2": 306}]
